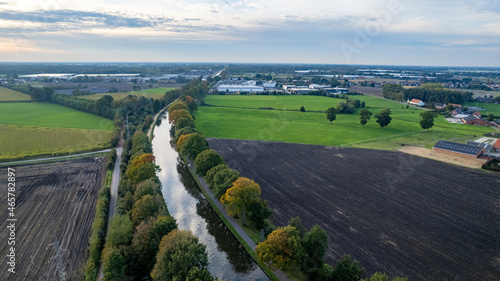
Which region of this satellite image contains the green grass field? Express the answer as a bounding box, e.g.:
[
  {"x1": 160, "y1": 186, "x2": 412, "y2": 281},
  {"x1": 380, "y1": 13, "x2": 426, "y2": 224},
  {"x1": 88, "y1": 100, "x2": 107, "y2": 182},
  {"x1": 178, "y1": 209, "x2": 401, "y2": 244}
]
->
[
  {"x1": 0, "y1": 102, "x2": 114, "y2": 161},
  {"x1": 463, "y1": 101, "x2": 500, "y2": 116},
  {"x1": 0, "y1": 102, "x2": 114, "y2": 130},
  {"x1": 0, "y1": 87, "x2": 31, "y2": 101},
  {"x1": 196, "y1": 95, "x2": 494, "y2": 150},
  {"x1": 82, "y1": 87, "x2": 176, "y2": 100}
]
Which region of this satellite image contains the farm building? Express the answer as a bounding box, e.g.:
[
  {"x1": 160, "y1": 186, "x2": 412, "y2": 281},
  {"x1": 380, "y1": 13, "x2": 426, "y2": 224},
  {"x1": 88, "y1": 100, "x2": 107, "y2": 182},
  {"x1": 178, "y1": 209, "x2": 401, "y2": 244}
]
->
[
  {"x1": 473, "y1": 137, "x2": 500, "y2": 152},
  {"x1": 462, "y1": 114, "x2": 492, "y2": 126},
  {"x1": 325, "y1": 87, "x2": 349, "y2": 94},
  {"x1": 433, "y1": 140, "x2": 485, "y2": 158},
  {"x1": 408, "y1": 98, "x2": 425, "y2": 106},
  {"x1": 434, "y1": 103, "x2": 446, "y2": 110}
]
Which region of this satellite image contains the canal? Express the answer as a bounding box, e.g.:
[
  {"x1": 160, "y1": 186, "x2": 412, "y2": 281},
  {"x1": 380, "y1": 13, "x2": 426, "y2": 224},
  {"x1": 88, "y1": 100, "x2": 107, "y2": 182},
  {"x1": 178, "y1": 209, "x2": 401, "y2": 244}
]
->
[{"x1": 152, "y1": 113, "x2": 269, "y2": 281}]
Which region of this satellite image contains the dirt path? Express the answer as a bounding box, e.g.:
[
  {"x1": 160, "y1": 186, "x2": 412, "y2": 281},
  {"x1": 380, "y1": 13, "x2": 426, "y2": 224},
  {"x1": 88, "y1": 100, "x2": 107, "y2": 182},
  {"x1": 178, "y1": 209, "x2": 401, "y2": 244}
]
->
[{"x1": 398, "y1": 146, "x2": 486, "y2": 168}]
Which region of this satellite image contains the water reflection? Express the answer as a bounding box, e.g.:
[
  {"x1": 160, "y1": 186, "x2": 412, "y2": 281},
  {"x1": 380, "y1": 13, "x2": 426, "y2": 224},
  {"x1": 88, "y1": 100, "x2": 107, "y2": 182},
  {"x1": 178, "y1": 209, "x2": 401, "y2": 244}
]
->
[{"x1": 152, "y1": 112, "x2": 268, "y2": 281}]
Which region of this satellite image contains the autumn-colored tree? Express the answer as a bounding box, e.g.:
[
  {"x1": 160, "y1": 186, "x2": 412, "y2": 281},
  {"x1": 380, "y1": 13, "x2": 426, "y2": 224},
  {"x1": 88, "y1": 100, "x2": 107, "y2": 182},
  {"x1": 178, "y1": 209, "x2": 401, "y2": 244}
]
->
[
  {"x1": 194, "y1": 149, "x2": 224, "y2": 176},
  {"x1": 256, "y1": 226, "x2": 305, "y2": 271},
  {"x1": 220, "y1": 177, "x2": 261, "y2": 225},
  {"x1": 183, "y1": 95, "x2": 198, "y2": 112},
  {"x1": 168, "y1": 109, "x2": 193, "y2": 124},
  {"x1": 168, "y1": 100, "x2": 188, "y2": 113},
  {"x1": 126, "y1": 154, "x2": 156, "y2": 181},
  {"x1": 183, "y1": 95, "x2": 194, "y2": 106},
  {"x1": 176, "y1": 133, "x2": 194, "y2": 152}
]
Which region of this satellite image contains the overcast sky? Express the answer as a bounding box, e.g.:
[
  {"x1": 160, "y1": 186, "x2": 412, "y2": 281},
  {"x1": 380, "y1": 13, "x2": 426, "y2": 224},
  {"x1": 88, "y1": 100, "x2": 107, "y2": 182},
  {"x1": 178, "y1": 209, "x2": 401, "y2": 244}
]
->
[{"x1": 0, "y1": 0, "x2": 499, "y2": 66}]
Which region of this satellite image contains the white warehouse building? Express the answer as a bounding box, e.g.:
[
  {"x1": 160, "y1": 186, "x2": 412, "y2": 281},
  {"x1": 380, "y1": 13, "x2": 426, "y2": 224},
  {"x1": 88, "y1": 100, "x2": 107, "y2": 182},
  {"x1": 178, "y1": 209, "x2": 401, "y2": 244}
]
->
[{"x1": 218, "y1": 85, "x2": 264, "y2": 93}]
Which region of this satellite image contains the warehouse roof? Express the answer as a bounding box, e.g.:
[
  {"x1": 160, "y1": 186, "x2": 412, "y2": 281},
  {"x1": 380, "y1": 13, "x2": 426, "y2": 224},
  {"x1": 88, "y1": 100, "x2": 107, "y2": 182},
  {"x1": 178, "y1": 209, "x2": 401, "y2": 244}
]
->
[{"x1": 434, "y1": 140, "x2": 484, "y2": 156}]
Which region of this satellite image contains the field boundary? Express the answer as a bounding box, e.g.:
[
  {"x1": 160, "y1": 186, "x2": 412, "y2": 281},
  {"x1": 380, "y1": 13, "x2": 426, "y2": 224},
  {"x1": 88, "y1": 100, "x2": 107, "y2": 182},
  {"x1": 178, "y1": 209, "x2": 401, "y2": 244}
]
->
[
  {"x1": 0, "y1": 148, "x2": 111, "y2": 165},
  {"x1": 180, "y1": 154, "x2": 281, "y2": 281}
]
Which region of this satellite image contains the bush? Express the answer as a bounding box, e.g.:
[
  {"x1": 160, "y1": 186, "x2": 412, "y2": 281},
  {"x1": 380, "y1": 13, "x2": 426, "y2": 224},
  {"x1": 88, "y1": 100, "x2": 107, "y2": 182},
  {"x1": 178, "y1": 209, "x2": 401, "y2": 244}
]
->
[
  {"x1": 482, "y1": 159, "x2": 500, "y2": 172},
  {"x1": 194, "y1": 149, "x2": 224, "y2": 176}
]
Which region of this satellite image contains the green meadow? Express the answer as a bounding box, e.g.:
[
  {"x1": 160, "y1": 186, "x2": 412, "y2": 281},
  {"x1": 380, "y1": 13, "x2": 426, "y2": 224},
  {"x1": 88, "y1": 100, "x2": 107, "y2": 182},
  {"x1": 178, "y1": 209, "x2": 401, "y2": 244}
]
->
[
  {"x1": 195, "y1": 95, "x2": 494, "y2": 150},
  {"x1": 0, "y1": 102, "x2": 114, "y2": 161},
  {"x1": 83, "y1": 87, "x2": 176, "y2": 100},
  {"x1": 0, "y1": 87, "x2": 31, "y2": 101},
  {"x1": 463, "y1": 101, "x2": 500, "y2": 116}
]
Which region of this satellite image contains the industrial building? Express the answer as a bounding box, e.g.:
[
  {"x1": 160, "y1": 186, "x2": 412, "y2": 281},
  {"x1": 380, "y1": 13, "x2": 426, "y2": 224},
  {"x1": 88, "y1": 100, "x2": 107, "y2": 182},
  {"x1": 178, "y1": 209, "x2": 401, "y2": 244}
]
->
[{"x1": 433, "y1": 140, "x2": 485, "y2": 158}]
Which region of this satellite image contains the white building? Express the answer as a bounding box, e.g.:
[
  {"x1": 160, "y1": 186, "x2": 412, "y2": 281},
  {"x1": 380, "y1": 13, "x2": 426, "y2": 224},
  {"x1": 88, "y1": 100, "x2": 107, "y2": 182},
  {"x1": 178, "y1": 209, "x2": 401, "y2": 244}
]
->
[
  {"x1": 263, "y1": 81, "x2": 277, "y2": 88},
  {"x1": 217, "y1": 85, "x2": 264, "y2": 93}
]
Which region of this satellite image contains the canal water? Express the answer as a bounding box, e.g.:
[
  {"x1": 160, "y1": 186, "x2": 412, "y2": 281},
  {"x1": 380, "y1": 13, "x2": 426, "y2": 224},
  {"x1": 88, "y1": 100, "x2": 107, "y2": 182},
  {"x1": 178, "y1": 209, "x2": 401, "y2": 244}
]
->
[{"x1": 152, "y1": 113, "x2": 269, "y2": 281}]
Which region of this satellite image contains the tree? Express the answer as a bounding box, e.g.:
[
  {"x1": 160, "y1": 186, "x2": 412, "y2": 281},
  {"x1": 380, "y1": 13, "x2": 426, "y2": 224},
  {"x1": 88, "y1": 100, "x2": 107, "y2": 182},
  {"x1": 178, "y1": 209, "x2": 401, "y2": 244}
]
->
[
  {"x1": 359, "y1": 109, "x2": 373, "y2": 126},
  {"x1": 362, "y1": 272, "x2": 408, "y2": 281},
  {"x1": 176, "y1": 133, "x2": 194, "y2": 152},
  {"x1": 326, "y1": 107, "x2": 338, "y2": 123},
  {"x1": 174, "y1": 117, "x2": 195, "y2": 131},
  {"x1": 256, "y1": 226, "x2": 305, "y2": 271},
  {"x1": 169, "y1": 109, "x2": 193, "y2": 124},
  {"x1": 302, "y1": 225, "x2": 329, "y2": 275},
  {"x1": 180, "y1": 133, "x2": 209, "y2": 160},
  {"x1": 220, "y1": 177, "x2": 261, "y2": 225},
  {"x1": 300, "y1": 106, "x2": 306, "y2": 112},
  {"x1": 287, "y1": 217, "x2": 307, "y2": 238},
  {"x1": 102, "y1": 247, "x2": 127, "y2": 281},
  {"x1": 332, "y1": 255, "x2": 365, "y2": 281},
  {"x1": 106, "y1": 214, "x2": 134, "y2": 247},
  {"x1": 375, "y1": 108, "x2": 392, "y2": 128},
  {"x1": 194, "y1": 149, "x2": 224, "y2": 176},
  {"x1": 248, "y1": 200, "x2": 272, "y2": 229},
  {"x1": 487, "y1": 113, "x2": 495, "y2": 121},
  {"x1": 205, "y1": 164, "x2": 229, "y2": 186},
  {"x1": 150, "y1": 229, "x2": 213, "y2": 281},
  {"x1": 419, "y1": 111, "x2": 437, "y2": 130},
  {"x1": 174, "y1": 127, "x2": 197, "y2": 142},
  {"x1": 168, "y1": 100, "x2": 188, "y2": 113},
  {"x1": 131, "y1": 194, "x2": 160, "y2": 226},
  {"x1": 210, "y1": 167, "x2": 240, "y2": 199}
]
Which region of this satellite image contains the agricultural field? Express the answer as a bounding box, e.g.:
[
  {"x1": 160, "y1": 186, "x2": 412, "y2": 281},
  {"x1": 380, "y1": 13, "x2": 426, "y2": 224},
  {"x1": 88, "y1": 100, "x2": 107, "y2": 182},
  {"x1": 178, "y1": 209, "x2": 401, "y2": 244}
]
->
[
  {"x1": 0, "y1": 157, "x2": 106, "y2": 280},
  {"x1": 82, "y1": 86, "x2": 176, "y2": 100},
  {"x1": 349, "y1": 86, "x2": 384, "y2": 97},
  {"x1": 0, "y1": 102, "x2": 113, "y2": 161},
  {"x1": 0, "y1": 87, "x2": 30, "y2": 101},
  {"x1": 196, "y1": 95, "x2": 493, "y2": 150},
  {"x1": 209, "y1": 139, "x2": 500, "y2": 281}
]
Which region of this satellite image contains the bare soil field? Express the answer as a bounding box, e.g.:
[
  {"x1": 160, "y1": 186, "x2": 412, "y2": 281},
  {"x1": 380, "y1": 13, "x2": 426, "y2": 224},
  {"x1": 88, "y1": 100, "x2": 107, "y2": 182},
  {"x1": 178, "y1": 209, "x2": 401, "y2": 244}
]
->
[
  {"x1": 350, "y1": 86, "x2": 384, "y2": 97},
  {"x1": 208, "y1": 139, "x2": 500, "y2": 281},
  {"x1": 0, "y1": 157, "x2": 106, "y2": 280},
  {"x1": 399, "y1": 146, "x2": 487, "y2": 168}
]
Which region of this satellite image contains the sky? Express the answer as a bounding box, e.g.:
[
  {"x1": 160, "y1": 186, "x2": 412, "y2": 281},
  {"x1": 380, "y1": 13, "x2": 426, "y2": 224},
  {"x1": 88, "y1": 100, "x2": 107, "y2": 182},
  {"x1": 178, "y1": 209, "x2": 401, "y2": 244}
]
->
[{"x1": 0, "y1": 0, "x2": 499, "y2": 66}]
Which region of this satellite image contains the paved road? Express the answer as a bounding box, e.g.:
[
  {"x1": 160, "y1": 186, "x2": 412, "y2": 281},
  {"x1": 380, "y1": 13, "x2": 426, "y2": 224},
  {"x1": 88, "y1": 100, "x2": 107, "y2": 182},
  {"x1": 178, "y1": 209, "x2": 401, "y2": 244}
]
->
[
  {"x1": 0, "y1": 149, "x2": 111, "y2": 166},
  {"x1": 186, "y1": 159, "x2": 291, "y2": 281},
  {"x1": 97, "y1": 145, "x2": 123, "y2": 281}
]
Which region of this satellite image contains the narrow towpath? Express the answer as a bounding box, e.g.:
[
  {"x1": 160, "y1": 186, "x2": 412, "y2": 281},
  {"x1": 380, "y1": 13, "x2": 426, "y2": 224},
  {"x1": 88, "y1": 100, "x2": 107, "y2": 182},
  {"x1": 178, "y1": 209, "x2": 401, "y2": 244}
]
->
[
  {"x1": 185, "y1": 159, "x2": 291, "y2": 281},
  {"x1": 97, "y1": 136, "x2": 123, "y2": 281}
]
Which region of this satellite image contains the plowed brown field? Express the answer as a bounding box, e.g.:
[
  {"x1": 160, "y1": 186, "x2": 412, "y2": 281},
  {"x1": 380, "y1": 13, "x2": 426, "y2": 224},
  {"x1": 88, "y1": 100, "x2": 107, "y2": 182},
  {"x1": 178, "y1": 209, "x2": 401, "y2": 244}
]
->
[
  {"x1": 0, "y1": 157, "x2": 106, "y2": 281},
  {"x1": 208, "y1": 138, "x2": 500, "y2": 281}
]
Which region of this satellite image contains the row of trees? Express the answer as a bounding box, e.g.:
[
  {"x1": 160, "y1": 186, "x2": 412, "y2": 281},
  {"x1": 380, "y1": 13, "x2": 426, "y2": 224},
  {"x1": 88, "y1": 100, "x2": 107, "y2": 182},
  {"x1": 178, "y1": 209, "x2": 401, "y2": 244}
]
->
[
  {"x1": 256, "y1": 217, "x2": 407, "y2": 281},
  {"x1": 382, "y1": 83, "x2": 472, "y2": 104},
  {"x1": 326, "y1": 108, "x2": 393, "y2": 128}
]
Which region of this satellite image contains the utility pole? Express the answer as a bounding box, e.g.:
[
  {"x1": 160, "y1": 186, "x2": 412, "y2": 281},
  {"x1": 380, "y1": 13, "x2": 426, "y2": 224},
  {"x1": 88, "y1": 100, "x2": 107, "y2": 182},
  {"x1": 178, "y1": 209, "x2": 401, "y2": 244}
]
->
[{"x1": 47, "y1": 236, "x2": 67, "y2": 281}]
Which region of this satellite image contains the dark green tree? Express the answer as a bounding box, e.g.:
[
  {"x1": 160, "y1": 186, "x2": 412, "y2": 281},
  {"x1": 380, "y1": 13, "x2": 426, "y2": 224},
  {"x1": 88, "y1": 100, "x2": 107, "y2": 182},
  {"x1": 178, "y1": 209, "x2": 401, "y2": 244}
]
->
[
  {"x1": 302, "y1": 225, "x2": 329, "y2": 276},
  {"x1": 419, "y1": 111, "x2": 437, "y2": 130},
  {"x1": 248, "y1": 200, "x2": 272, "y2": 229},
  {"x1": 180, "y1": 133, "x2": 209, "y2": 160},
  {"x1": 487, "y1": 113, "x2": 495, "y2": 121},
  {"x1": 194, "y1": 149, "x2": 224, "y2": 176},
  {"x1": 300, "y1": 106, "x2": 306, "y2": 112},
  {"x1": 174, "y1": 117, "x2": 195, "y2": 131},
  {"x1": 326, "y1": 107, "x2": 338, "y2": 123},
  {"x1": 375, "y1": 109, "x2": 392, "y2": 128},
  {"x1": 359, "y1": 109, "x2": 373, "y2": 126},
  {"x1": 332, "y1": 255, "x2": 365, "y2": 281}
]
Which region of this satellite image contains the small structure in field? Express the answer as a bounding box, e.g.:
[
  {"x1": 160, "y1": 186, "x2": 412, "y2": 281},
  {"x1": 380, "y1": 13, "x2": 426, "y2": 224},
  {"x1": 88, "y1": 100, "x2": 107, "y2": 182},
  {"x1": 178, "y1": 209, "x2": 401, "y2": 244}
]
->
[
  {"x1": 433, "y1": 140, "x2": 485, "y2": 158},
  {"x1": 434, "y1": 103, "x2": 446, "y2": 110},
  {"x1": 408, "y1": 98, "x2": 425, "y2": 107}
]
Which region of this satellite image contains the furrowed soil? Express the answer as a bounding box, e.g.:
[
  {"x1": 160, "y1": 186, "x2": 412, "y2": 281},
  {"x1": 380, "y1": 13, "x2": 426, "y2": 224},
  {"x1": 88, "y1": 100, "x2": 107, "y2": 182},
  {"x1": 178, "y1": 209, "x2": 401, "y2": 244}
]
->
[
  {"x1": 0, "y1": 157, "x2": 106, "y2": 280},
  {"x1": 208, "y1": 138, "x2": 500, "y2": 281}
]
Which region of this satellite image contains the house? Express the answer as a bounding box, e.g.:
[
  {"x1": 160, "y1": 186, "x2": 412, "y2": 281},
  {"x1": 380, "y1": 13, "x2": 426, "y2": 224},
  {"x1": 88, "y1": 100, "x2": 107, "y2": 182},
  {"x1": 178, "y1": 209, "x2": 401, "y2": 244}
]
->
[
  {"x1": 408, "y1": 99, "x2": 425, "y2": 106},
  {"x1": 434, "y1": 103, "x2": 446, "y2": 110},
  {"x1": 473, "y1": 137, "x2": 500, "y2": 152},
  {"x1": 466, "y1": 141, "x2": 494, "y2": 153},
  {"x1": 433, "y1": 140, "x2": 485, "y2": 158},
  {"x1": 462, "y1": 115, "x2": 491, "y2": 126},
  {"x1": 448, "y1": 103, "x2": 462, "y2": 108}
]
